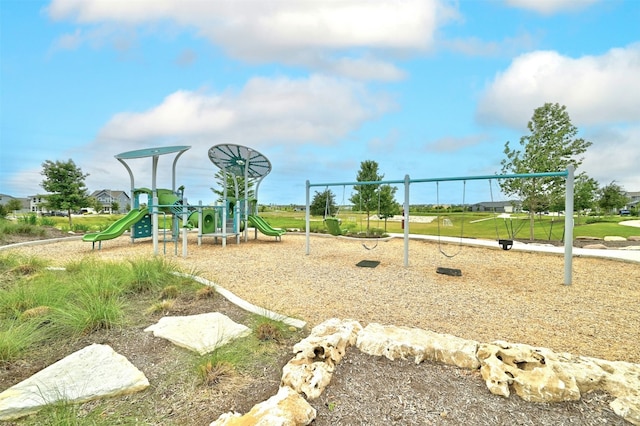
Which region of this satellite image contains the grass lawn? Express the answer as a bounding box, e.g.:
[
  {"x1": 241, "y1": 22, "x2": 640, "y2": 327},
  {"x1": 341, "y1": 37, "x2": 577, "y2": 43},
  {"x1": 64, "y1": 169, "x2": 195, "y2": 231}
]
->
[{"x1": 5, "y1": 209, "x2": 639, "y2": 243}]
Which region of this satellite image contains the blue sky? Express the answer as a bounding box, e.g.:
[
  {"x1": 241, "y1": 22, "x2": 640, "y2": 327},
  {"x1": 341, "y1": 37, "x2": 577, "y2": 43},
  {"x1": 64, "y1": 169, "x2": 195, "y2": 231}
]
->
[{"x1": 1, "y1": 0, "x2": 639, "y2": 206}]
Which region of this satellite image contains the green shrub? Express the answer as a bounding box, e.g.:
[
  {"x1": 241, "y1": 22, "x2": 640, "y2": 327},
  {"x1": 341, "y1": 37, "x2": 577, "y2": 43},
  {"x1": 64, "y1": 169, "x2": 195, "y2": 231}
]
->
[
  {"x1": 39, "y1": 217, "x2": 56, "y2": 227},
  {"x1": 126, "y1": 258, "x2": 177, "y2": 294},
  {"x1": 72, "y1": 223, "x2": 91, "y2": 232},
  {"x1": 52, "y1": 285, "x2": 125, "y2": 335},
  {"x1": 0, "y1": 320, "x2": 45, "y2": 362},
  {"x1": 18, "y1": 214, "x2": 38, "y2": 225}
]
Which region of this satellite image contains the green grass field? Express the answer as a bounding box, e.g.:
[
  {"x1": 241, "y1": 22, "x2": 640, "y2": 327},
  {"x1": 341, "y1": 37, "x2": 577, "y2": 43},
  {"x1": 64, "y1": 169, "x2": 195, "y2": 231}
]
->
[
  {"x1": 257, "y1": 210, "x2": 638, "y2": 241},
  {"x1": 4, "y1": 209, "x2": 638, "y2": 242}
]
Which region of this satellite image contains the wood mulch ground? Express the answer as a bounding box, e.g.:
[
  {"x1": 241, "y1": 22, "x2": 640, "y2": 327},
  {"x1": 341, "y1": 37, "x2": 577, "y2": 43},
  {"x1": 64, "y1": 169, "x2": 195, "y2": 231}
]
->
[{"x1": 2, "y1": 231, "x2": 639, "y2": 425}]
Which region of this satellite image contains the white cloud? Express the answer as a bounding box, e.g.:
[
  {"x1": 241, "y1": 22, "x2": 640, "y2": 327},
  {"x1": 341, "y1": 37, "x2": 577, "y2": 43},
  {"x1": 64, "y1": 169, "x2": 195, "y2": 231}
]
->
[
  {"x1": 476, "y1": 44, "x2": 640, "y2": 129},
  {"x1": 46, "y1": 0, "x2": 456, "y2": 80},
  {"x1": 97, "y1": 75, "x2": 391, "y2": 146},
  {"x1": 80, "y1": 75, "x2": 394, "y2": 201},
  {"x1": 504, "y1": 0, "x2": 599, "y2": 15},
  {"x1": 581, "y1": 125, "x2": 640, "y2": 191}
]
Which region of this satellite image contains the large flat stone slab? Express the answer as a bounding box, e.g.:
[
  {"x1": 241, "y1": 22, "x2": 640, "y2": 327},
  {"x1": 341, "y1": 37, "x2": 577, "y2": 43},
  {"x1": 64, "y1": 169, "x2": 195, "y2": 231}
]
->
[
  {"x1": 144, "y1": 312, "x2": 251, "y2": 355},
  {"x1": 0, "y1": 344, "x2": 149, "y2": 421}
]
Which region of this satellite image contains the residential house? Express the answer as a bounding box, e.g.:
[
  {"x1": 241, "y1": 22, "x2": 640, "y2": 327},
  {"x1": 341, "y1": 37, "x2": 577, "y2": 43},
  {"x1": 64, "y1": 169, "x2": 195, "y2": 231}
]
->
[
  {"x1": 90, "y1": 190, "x2": 130, "y2": 213},
  {"x1": 28, "y1": 194, "x2": 50, "y2": 214},
  {"x1": 625, "y1": 191, "x2": 640, "y2": 209},
  {"x1": 471, "y1": 200, "x2": 521, "y2": 213}
]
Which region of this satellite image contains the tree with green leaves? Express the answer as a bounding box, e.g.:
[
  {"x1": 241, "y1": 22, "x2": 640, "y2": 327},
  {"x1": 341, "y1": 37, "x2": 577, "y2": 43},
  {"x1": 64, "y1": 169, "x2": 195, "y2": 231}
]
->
[
  {"x1": 572, "y1": 173, "x2": 599, "y2": 224},
  {"x1": 7, "y1": 198, "x2": 23, "y2": 213},
  {"x1": 378, "y1": 184, "x2": 400, "y2": 231},
  {"x1": 310, "y1": 189, "x2": 336, "y2": 217},
  {"x1": 2, "y1": 198, "x2": 23, "y2": 217},
  {"x1": 350, "y1": 160, "x2": 383, "y2": 233},
  {"x1": 500, "y1": 103, "x2": 592, "y2": 240},
  {"x1": 111, "y1": 201, "x2": 120, "y2": 214},
  {"x1": 210, "y1": 170, "x2": 255, "y2": 202},
  {"x1": 598, "y1": 181, "x2": 629, "y2": 215},
  {"x1": 40, "y1": 159, "x2": 90, "y2": 227}
]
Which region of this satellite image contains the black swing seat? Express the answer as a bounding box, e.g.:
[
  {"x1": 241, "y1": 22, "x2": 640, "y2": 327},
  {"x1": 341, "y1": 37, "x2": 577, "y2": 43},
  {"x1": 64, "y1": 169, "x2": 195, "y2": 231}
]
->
[
  {"x1": 436, "y1": 267, "x2": 462, "y2": 276},
  {"x1": 498, "y1": 239, "x2": 513, "y2": 250}
]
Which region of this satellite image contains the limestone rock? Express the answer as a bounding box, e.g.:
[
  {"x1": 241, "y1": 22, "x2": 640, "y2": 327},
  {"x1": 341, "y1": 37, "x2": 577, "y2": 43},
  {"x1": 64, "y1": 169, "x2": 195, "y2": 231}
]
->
[
  {"x1": 0, "y1": 344, "x2": 149, "y2": 421},
  {"x1": 477, "y1": 341, "x2": 640, "y2": 424},
  {"x1": 356, "y1": 323, "x2": 480, "y2": 370},
  {"x1": 604, "y1": 236, "x2": 627, "y2": 241},
  {"x1": 291, "y1": 318, "x2": 362, "y2": 365},
  {"x1": 620, "y1": 245, "x2": 640, "y2": 251},
  {"x1": 280, "y1": 357, "x2": 334, "y2": 401},
  {"x1": 281, "y1": 318, "x2": 361, "y2": 399},
  {"x1": 144, "y1": 312, "x2": 251, "y2": 355},
  {"x1": 210, "y1": 386, "x2": 316, "y2": 426},
  {"x1": 477, "y1": 341, "x2": 581, "y2": 402},
  {"x1": 583, "y1": 244, "x2": 608, "y2": 250},
  {"x1": 611, "y1": 396, "x2": 640, "y2": 426},
  {"x1": 628, "y1": 236, "x2": 640, "y2": 241}
]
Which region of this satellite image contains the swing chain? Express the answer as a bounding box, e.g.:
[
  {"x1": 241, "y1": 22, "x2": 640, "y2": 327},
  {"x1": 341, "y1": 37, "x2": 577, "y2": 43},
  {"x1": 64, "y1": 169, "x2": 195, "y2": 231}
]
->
[{"x1": 437, "y1": 180, "x2": 466, "y2": 258}]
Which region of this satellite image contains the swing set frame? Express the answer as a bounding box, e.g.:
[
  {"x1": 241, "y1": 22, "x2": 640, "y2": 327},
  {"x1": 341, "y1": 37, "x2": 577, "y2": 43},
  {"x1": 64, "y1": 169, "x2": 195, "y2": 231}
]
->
[
  {"x1": 305, "y1": 165, "x2": 576, "y2": 285},
  {"x1": 322, "y1": 185, "x2": 382, "y2": 250}
]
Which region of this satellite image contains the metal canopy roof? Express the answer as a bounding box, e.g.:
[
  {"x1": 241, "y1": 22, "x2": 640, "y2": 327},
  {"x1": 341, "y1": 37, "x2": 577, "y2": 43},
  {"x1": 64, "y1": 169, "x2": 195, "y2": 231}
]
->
[
  {"x1": 115, "y1": 145, "x2": 191, "y2": 160},
  {"x1": 208, "y1": 144, "x2": 271, "y2": 179}
]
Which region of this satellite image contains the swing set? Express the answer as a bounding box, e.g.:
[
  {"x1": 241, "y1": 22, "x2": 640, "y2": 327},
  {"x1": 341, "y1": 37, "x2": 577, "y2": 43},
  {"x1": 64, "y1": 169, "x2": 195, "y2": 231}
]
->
[
  {"x1": 305, "y1": 166, "x2": 576, "y2": 285},
  {"x1": 322, "y1": 185, "x2": 382, "y2": 250}
]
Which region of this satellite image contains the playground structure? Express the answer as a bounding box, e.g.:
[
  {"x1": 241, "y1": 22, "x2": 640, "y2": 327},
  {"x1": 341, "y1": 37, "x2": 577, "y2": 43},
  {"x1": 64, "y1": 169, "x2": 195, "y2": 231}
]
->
[
  {"x1": 82, "y1": 144, "x2": 284, "y2": 254},
  {"x1": 305, "y1": 166, "x2": 576, "y2": 285}
]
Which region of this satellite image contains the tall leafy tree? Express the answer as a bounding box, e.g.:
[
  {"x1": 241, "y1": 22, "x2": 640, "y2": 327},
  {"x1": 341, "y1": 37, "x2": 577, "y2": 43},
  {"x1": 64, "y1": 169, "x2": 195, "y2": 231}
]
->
[
  {"x1": 350, "y1": 160, "x2": 383, "y2": 233},
  {"x1": 500, "y1": 103, "x2": 592, "y2": 240},
  {"x1": 210, "y1": 170, "x2": 255, "y2": 202},
  {"x1": 40, "y1": 159, "x2": 90, "y2": 227},
  {"x1": 378, "y1": 184, "x2": 400, "y2": 231},
  {"x1": 598, "y1": 181, "x2": 629, "y2": 215},
  {"x1": 310, "y1": 189, "x2": 336, "y2": 217},
  {"x1": 572, "y1": 173, "x2": 599, "y2": 224}
]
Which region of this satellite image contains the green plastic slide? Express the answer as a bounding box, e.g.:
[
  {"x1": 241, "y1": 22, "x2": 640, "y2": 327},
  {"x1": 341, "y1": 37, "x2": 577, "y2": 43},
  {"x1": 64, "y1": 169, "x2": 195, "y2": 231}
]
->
[
  {"x1": 82, "y1": 207, "x2": 149, "y2": 246},
  {"x1": 248, "y1": 215, "x2": 286, "y2": 239}
]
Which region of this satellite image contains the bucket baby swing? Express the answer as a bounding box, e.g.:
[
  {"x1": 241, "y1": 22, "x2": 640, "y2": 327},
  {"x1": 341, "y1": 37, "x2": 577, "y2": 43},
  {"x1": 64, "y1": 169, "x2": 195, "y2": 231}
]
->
[{"x1": 323, "y1": 185, "x2": 380, "y2": 251}]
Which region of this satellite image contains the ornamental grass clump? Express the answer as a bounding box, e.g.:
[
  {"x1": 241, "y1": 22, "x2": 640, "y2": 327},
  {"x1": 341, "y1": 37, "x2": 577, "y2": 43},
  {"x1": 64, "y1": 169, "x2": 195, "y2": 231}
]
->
[{"x1": 126, "y1": 257, "x2": 178, "y2": 294}]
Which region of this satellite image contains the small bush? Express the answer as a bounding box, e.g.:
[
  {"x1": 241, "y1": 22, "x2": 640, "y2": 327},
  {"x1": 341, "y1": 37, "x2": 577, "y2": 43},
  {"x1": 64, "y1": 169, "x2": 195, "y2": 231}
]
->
[
  {"x1": 0, "y1": 320, "x2": 45, "y2": 362},
  {"x1": 255, "y1": 322, "x2": 282, "y2": 342},
  {"x1": 72, "y1": 223, "x2": 91, "y2": 232},
  {"x1": 18, "y1": 214, "x2": 38, "y2": 225},
  {"x1": 39, "y1": 217, "x2": 56, "y2": 227},
  {"x1": 196, "y1": 286, "x2": 217, "y2": 300},
  {"x1": 160, "y1": 285, "x2": 179, "y2": 300},
  {"x1": 249, "y1": 315, "x2": 291, "y2": 343},
  {"x1": 53, "y1": 297, "x2": 125, "y2": 336},
  {"x1": 146, "y1": 299, "x2": 175, "y2": 314},
  {"x1": 198, "y1": 359, "x2": 235, "y2": 386},
  {"x1": 127, "y1": 258, "x2": 177, "y2": 294}
]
